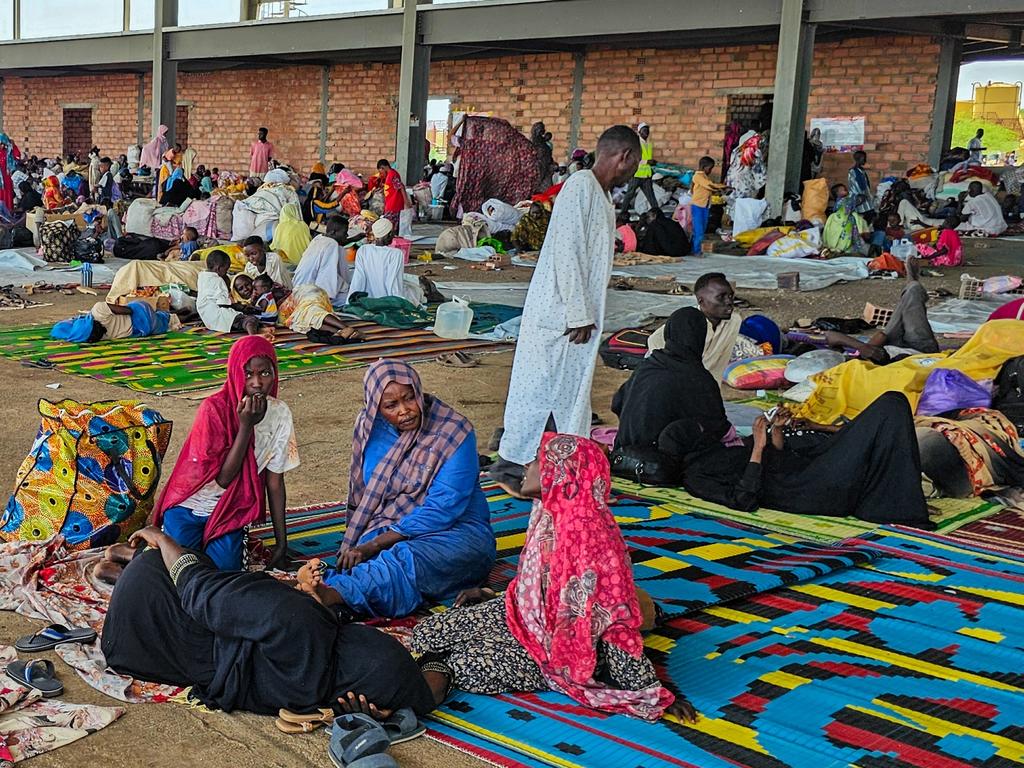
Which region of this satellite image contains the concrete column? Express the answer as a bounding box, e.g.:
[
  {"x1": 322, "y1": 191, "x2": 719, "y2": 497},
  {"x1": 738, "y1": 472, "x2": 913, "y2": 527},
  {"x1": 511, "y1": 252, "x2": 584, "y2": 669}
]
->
[
  {"x1": 928, "y1": 32, "x2": 963, "y2": 168},
  {"x1": 395, "y1": 0, "x2": 431, "y2": 185},
  {"x1": 765, "y1": 0, "x2": 814, "y2": 216},
  {"x1": 567, "y1": 51, "x2": 586, "y2": 159},
  {"x1": 152, "y1": 0, "x2": 179, "y2": 146},
  {"x1": 319, "y1": 65, "x2": 330, "y2": 164},
  {"x1": 136, "y1": 74, "x2": 146, "y2": 145}
]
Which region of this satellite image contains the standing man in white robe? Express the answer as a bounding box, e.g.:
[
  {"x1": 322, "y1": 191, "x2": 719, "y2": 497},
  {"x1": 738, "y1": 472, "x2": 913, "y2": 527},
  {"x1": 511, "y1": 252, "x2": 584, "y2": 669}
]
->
[{"x1": 489, "y1": 125, "x2": 642, "y2": 496}]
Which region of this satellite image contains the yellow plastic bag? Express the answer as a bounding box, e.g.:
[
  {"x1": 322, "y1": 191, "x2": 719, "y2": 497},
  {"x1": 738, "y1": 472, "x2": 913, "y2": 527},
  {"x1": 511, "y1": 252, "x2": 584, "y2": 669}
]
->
[
  {"x1": 801, "y1": 178, "x2": 829, "y2": 224},
  {"x1": 795, "y1": 320, "x2": 1024, "y2": 424}
]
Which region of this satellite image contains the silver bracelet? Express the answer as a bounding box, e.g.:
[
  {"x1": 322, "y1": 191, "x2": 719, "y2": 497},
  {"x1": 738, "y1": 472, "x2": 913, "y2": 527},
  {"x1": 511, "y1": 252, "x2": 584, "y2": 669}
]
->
[{"x1": 169, "y1": 553, "x2": 200, "y2": 586}]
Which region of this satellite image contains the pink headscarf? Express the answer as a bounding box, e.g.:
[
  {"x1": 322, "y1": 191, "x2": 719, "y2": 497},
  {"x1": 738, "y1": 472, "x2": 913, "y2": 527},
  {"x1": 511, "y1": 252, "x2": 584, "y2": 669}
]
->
[
  {"x1": 153, "y1": 336, "x2": 278, "y2": 544},
  {"x1": 140, "y1": 125, "x2": 169, "y2": 169},
  {"x1": 334, "y1": 169, "x2": 364, "y2": 191},
  {"x1": 504, "y1": 433, "x2": 675, "y2": 720}
]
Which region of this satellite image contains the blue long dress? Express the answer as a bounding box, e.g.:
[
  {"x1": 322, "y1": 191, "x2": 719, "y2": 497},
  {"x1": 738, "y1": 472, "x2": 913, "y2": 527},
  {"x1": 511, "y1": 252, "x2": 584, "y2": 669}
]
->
[{"x1": 323, "y1": 418, "x2": 496, "y2": 618}]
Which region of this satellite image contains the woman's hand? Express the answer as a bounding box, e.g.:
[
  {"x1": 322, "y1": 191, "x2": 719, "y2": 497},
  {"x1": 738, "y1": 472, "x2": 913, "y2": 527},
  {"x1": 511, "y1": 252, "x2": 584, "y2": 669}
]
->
[
  {"x1": 666, "y1": 698, "x2": 699, "y2": 724},
  {"x1": 237, "y1": 393, "x2": 268, "y2": 429},
  {"x1": 128, "y1": 526, "x2": 167, "y2": 550},
  {"x1": 752, "y1": 416, "x2": 769, "y2": 452},
  {"x1": 454, "y1": 587, "x2": 496, "y2": 608},
  {"x1": 337, "y1": 692, "x2": 392, "y2": 721},
  {"x1": 266, "y1": 545, "x2": 289, "y2": 571},
  {"x1": 337, "y1": 545, "x2": 372, "y2": 572}
]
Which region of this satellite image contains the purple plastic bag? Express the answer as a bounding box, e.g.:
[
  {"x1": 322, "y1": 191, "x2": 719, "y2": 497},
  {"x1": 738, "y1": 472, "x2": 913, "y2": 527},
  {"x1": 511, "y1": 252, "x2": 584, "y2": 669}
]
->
[{"x1": 916, "y1": 369, "x2": 993, "y2": 416}]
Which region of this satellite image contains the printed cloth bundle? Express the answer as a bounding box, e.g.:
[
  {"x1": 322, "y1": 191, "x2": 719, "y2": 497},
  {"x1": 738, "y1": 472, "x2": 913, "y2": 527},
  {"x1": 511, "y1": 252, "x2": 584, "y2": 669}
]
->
[{"x1": 1, "y1": 399, "x2": 171, "y2": 549}]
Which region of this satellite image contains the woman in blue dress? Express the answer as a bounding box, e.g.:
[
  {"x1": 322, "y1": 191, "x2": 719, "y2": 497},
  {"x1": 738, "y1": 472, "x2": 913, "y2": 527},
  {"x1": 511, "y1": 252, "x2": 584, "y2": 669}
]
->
[{"x1": 299, "y1": 359, "x2": 495, "y2": 618}]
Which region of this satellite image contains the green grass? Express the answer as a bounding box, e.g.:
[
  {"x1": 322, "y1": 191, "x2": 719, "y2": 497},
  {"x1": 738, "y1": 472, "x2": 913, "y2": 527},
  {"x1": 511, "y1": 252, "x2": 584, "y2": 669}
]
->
[{"x1": 952, "y1": 118, "x2": 1022, "y2": 154}]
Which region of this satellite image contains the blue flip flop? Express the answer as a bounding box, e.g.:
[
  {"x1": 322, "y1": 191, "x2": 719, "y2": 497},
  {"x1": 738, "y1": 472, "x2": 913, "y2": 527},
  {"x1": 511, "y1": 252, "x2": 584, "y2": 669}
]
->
[
  {"x1": 5, "y1": 659, "x2": 64, "y2": 697},
  {"x1": 15, "y1": 624, "x2": 97, "y2": 653},
  {"x1": 328, "y1": 718, "x2": 390, "y2": 768}
]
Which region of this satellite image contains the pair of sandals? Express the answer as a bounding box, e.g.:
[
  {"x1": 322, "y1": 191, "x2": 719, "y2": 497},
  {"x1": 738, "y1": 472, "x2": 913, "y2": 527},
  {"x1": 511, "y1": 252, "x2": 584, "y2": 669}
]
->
[
  {"x1": 5, "y1": 624, "x2": 98, "y2": 698},
  {"x1": 327, "y1": 709, "x2": 425, "y2": 768}
]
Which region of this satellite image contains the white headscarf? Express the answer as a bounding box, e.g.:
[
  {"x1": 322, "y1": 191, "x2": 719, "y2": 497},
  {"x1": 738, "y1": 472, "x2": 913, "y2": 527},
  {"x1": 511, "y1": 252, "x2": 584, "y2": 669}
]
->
[{"x1": 263, "y1": 168, "x2": 290, "y2": 184}]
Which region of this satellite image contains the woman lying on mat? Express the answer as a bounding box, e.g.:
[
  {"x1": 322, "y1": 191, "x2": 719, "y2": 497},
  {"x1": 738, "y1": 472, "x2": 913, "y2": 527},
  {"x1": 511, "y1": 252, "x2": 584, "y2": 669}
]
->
[
  {"x1": 278, "y1": 283, "x2": 365, "y2": 344},
  {"x1": 916, "y1": 408, "x2": 1024, "y2": 498},
  {"x1": 99, "y1": 336, "x2": 298, "y2": 579},
  {"x1": 407, "y1": 433, "x2": 697, "y2": 723},
  {"x1": 611, "y1": 309, "x2": 931, "y2": 527},
  {"x1": 669, "y1": 394, "x2": 931, "y2": 527},
  {"x1": 51, "y1": 300, "x2": 181, "y2": 343},
  {"x1": 102, "y1": 526, "x2": 447, "y2": 719},
  {"x1": 295, "y1": 359, "x2": 495, "y2": 618}
]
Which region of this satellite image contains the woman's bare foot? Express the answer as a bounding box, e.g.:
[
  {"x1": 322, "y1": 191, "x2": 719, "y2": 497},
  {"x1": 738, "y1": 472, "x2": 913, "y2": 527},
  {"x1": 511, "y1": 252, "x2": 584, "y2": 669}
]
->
[
  {"x1": 104, "y1": 542, "x2": 135, "y2": 565},
  {"x1": 94, "y1": 559, "x2": 124, "y2": 586}
]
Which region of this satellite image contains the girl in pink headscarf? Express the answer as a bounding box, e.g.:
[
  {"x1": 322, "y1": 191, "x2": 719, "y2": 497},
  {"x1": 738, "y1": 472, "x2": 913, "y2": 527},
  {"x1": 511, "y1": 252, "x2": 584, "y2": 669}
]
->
[{"x1": 411, "y1": 433, "x2": 696, "y2": 723}]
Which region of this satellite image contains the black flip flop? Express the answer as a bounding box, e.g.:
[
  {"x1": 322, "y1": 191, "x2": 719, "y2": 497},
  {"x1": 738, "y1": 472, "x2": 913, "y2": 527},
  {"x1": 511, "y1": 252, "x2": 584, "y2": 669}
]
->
[
  {"x1": 16, "y1": 623, "x2": 97, "y2": 652},
  {"x1": 5, "y1": 659, "x2": 64, "y2": 697}
]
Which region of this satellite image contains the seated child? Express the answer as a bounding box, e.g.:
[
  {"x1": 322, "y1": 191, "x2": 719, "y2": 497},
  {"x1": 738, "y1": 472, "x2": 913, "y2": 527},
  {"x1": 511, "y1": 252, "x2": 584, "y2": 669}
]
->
[
  {"x1": 243, "y1": 235, "x2": 293, "y2": 289},
  {"x1": 253, "y1": 274, "x2": 290, "y2": 324},
  {"x1": 916, "y1": 215, "x2": 963, "y2": 267},
  {"x1": 164, "y1": 226, "x2": 202, "y2": 261},
  {"x1": 196, "y1": 250, "x2": 260, "y2": 335}
]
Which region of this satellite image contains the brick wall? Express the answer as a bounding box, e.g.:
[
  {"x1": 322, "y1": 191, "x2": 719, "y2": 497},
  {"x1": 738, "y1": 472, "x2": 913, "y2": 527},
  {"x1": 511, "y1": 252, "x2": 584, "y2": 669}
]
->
[
  {"x1": 2, "y1": 74, "x2": 142, "y2": 160},
  {"x1": 0, "y1": 34, "x2": 940, "y2": 185},
  {"x1": 325, "y1": 62, "x2": 401, "y2": 179},
  {"x1": 177, "y1": 66, "x2": 322, "y2": 173},
  {"x1": 430, "y1": 52, "x2": 576, "y2": 155}
]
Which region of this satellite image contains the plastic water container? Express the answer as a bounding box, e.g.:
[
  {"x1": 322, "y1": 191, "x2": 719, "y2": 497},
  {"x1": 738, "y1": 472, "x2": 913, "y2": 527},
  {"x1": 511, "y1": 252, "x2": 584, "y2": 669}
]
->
[
  {"x1": 434, "y1": 296, "x2": 474, "y2": 339},
  {"x1": 891, "y1": 238, "x2": 916, "y2": 261}
]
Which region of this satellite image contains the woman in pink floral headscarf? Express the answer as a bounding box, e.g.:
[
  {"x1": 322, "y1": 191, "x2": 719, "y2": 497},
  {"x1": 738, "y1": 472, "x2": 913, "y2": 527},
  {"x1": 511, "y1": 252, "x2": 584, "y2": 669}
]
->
[{"x1": 411, "y1": 433, "x2": 696, "y2": 722}]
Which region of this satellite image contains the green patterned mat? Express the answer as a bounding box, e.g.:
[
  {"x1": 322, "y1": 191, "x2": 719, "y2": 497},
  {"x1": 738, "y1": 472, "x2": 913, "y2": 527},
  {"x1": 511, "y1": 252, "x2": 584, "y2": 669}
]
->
[
  {"x1": 614, "y1": 477, "x2": 1001, "y2": 543},
  {"x1": 0, "y1": 323, "x2": 510, "y2": 395}
]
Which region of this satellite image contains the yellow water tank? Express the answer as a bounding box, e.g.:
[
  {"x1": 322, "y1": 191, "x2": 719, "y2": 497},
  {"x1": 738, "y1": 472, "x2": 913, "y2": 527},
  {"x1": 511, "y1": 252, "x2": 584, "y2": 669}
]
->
[{"x1": 972, "y1": 82, "x2": 1022, "y2": 122}]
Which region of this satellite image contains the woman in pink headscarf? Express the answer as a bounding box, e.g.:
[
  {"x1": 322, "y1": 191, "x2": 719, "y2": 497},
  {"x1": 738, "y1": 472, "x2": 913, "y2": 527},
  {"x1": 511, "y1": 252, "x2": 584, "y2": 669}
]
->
[
  {"x1": 140, "y1": 125, "x2": 169, "y2": 170},
  {"x1": 410, "y1": 433, "x2": 696, "y2": 723},
  {"x1": 334, "y1": 169, "x2": 364, "y2": 218}
]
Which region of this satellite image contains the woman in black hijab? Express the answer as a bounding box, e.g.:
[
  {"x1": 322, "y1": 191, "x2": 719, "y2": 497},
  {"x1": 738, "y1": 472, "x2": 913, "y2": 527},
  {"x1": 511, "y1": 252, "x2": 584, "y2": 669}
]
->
[
  {"x1": 102, "y1": 527, "x2": 446, "y2": 716},
  {"x1": 669, "y1": 392, "x2": 932, "y2": 527},
  {"x1": 612, "y1": 306, "x2": 731, "y2": 459}
]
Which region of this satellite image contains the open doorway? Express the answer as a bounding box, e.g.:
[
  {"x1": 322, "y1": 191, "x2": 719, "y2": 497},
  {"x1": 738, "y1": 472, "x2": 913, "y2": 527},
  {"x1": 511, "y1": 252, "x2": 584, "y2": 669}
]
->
[
  {"x1": 62, "y1": 107, "x2": 93, "y2": 159},
  {"x1": 426, "y1": 97, "x2": 452, "y2": 161},
  {"x1": 725, "y1": 92, "x2": 773, "y2": 132}
]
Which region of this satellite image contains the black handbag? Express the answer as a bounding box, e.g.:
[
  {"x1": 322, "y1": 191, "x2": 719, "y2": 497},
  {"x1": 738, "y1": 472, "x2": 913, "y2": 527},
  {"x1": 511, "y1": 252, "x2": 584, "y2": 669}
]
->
[{"x1": 609, "y1": 446, "x2": 681, "y2": 486}]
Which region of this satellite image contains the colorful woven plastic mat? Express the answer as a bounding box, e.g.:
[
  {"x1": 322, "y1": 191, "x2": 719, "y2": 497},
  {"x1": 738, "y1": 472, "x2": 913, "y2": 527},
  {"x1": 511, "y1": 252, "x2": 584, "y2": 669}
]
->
[
  {"x1": 429, "y1": 526, "x2": 1024, "y2": 768},
  {"x1": 0, "y1": 319, "x2": 513, "y2": 394}
]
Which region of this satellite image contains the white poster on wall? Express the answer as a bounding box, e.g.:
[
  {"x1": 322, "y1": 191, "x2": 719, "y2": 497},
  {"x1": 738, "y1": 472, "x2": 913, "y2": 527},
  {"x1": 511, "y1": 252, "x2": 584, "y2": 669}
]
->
[{"x1": 810, "y1": 116, "x2": 866, "y2": 153}]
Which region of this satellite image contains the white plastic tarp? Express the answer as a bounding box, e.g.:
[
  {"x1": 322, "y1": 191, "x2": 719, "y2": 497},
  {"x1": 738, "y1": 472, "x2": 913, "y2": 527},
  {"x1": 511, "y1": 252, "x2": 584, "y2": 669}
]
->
[{"x1": 611, "y1": 253, "x2": 870, "y2": 291}]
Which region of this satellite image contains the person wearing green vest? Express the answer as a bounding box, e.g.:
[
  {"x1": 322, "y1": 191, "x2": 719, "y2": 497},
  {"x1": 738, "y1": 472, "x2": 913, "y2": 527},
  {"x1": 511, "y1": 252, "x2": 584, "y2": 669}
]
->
[{"x1": 619, "y1": 123, "x2": 657, "y2": 216}]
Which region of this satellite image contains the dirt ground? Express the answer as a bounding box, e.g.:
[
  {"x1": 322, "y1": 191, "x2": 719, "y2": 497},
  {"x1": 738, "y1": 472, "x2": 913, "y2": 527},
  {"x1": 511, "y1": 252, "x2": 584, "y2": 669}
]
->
[{"x1": 0, "y1": 236, "x2": 1020, "y2": 768}]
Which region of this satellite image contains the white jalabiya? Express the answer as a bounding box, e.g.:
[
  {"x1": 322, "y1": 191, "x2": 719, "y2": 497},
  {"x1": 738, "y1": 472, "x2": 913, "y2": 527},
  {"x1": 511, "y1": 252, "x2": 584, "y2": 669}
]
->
[
  {"x1": 293, "y1": 235, "x2": 350, "y2": 305},
  {"x1": 349, "y1": 244, "x2": 424, "y2": 305},
  {"x1": 498, "y1": 170, "x2": 615, "y2": 465}
]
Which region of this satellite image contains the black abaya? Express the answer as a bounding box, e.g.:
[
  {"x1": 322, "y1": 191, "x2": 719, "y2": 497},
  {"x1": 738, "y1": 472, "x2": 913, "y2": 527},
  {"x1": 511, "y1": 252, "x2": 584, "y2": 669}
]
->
[
  {"x1": 613, "y1": 307, "x2": 730, "y2": 454},
  {"x1": 677, "y1": 393, "x2": 931, "y2": 527},
  {"x1": 102, "y1": 550, "x2": 436, "y2": 716}
]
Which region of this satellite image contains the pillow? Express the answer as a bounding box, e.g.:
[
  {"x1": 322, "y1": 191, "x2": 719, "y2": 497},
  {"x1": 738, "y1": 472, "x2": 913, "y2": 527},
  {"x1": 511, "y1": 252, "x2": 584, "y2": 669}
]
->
[{"x1": 724, "y1": 355, "x2": 796, "y2": 390}]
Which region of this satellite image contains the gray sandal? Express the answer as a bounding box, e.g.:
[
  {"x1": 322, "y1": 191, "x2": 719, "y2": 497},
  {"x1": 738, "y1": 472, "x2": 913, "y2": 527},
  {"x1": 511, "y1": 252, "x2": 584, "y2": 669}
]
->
[
  {"x1": 328, "y1": 718, "x2": 390, "y2": 768},
  {"x1": 381, "y1": 707, "x2": 426, "y2": 744}
]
